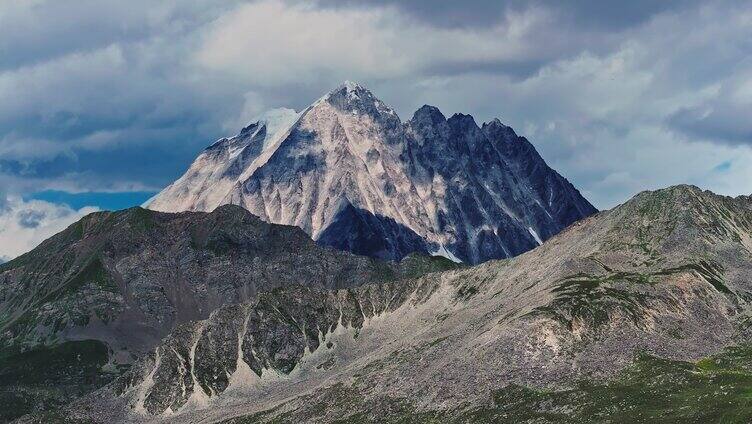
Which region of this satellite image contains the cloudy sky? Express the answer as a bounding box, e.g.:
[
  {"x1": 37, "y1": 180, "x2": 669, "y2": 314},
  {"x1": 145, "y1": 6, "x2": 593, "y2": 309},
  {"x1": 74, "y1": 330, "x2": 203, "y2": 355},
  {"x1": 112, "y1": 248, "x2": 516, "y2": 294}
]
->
[{"x1": 1, "y1": 0, "x2": 751, "y2": 260}]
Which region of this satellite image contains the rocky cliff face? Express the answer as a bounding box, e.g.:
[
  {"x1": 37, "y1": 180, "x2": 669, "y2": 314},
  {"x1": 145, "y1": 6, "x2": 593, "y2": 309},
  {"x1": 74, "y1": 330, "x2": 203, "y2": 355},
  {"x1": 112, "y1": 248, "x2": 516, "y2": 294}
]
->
[
  {"x1": 60, "y1": 185, "x2": 752, "y2": 423},
  {"x1": 0, "y1": 205, "x2": 456, "y2": 422},
  {"x1": 147, "y1": 82, "x2": 596, "y2": 264}
]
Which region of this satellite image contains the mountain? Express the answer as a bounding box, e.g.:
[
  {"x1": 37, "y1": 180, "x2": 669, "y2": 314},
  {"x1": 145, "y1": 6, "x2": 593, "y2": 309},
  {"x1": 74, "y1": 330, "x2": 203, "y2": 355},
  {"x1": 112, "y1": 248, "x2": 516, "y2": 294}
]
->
[
  {"x1": 55, "y1": 185, "x2": 752, "y2": 423},
  {"x1": 0, "y1": 205, "x2": 456, "y2": 422},
  {"x1": 146, "y1": 82, "x2": 596, "y2": 264}
]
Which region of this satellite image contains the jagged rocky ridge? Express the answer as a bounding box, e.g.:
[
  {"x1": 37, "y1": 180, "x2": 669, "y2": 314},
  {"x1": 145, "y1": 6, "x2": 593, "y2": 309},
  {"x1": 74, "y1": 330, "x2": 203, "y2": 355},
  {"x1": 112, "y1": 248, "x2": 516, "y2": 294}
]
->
[
  {"x1": 0, "y1": 205, "x2": 456, "y2": 422},
  {"x1": 57, "y1": 185, "x2": 752, "y2": 423},
  {"x1": 147, "y1": 82, "x2": 596, "y2": 264}
]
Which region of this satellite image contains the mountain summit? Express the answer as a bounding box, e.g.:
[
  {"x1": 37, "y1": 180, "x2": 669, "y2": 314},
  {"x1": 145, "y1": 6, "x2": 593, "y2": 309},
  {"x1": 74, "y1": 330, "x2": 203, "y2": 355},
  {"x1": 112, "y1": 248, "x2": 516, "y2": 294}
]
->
[{"x1": 147, "y1": 82, "x2": 597, "y2": 264}]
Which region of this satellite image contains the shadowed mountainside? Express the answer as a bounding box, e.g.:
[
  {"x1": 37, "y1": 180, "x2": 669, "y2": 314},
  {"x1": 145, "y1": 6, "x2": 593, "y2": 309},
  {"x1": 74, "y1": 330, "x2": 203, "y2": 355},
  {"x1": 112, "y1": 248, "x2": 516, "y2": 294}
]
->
[{"x1": 0, "y1": 205, "x2": 458, "y2": 422}]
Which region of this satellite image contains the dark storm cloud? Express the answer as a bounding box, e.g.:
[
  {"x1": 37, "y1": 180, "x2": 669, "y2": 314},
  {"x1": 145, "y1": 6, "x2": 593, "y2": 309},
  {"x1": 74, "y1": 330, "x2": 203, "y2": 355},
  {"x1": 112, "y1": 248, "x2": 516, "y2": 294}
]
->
[
  {"x1": 307, "y1": 0, "x2": 708, "y2": 81},
  {"x1": 669, "y1": 102, "x2": 752, "y2": 146},
  {"x1": 0, "y1": 1, "x2": 251, "y2": 192},
  {"x1": 0, "y1": 2, "x2": 151, "y2": 71},
  {"x1": 0, "y1": 1, "x2": 246, "y2": 70},
  {"x1": 312, "y1": 0, "x2": 701, "y2": 29},
  {"x1": 421, "y1": 58, "x2": 548, "y2": 80},
  {"x1": 550, "y1": 0, "x2": 704, "y2": 29}
]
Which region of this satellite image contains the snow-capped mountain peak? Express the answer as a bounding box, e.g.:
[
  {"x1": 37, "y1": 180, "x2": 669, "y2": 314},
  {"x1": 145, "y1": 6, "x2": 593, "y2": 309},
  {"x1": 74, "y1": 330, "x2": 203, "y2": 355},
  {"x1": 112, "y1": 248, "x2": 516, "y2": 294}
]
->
[{"x1": 148, "y1": 82, "x2": 597, "y2": 263}]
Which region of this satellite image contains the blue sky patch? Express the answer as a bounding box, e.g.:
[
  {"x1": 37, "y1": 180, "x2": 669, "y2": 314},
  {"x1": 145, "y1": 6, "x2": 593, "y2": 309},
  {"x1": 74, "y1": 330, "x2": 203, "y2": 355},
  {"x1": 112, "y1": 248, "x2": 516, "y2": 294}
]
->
[
  {"x1": 27, "y1": 190, "x2": 157, "y2": 211},
  {"x1": 713, "y1": 160, "x2": 732, "y2": 173}
]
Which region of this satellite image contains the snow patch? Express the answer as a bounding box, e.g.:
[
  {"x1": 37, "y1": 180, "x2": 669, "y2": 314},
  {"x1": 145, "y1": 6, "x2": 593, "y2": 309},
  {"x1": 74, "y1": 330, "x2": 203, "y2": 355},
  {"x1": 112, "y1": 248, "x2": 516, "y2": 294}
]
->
[
  {"x1": 251, "y1": 108, "x2": 300, "y2": 152},
  {"x1": 343, "y1": 80, "x2": 361, "y2": 91},
  {"x1": 431, "y1": 244, "x2": 463, "y2": 263},
  {"x1": 528, "y1": 227, "x2": 543, "y2": 246}
]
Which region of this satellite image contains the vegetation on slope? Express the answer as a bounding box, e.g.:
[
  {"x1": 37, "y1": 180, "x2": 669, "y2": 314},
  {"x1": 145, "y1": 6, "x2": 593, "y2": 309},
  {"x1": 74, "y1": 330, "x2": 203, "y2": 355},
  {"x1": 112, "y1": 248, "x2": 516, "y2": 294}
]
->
[
  {"x1": 0, "y1": 340, "x2": 120, "y2": 423},
  {"x1": 223, "y1": 343, "x2": 752, "y2": 424}
]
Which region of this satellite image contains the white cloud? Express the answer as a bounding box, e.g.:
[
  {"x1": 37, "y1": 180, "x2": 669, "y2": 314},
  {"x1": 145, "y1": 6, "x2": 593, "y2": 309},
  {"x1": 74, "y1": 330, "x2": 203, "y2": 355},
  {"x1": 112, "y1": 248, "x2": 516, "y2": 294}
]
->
[
  {"x1": 0, "y1": 196, "x2": 98, "y2": 260},
  {"x1": 194, "y1": 0, "x2": 557, "y2": 86},
  {"x1": 223, "y1": 90, "x2": 268, "y2": 132}
]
